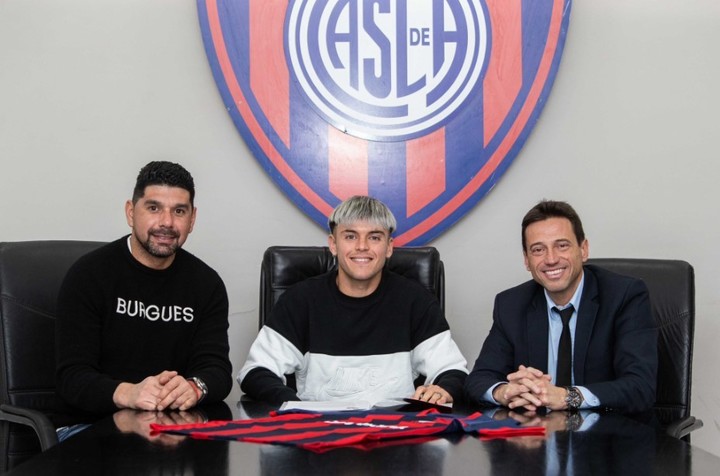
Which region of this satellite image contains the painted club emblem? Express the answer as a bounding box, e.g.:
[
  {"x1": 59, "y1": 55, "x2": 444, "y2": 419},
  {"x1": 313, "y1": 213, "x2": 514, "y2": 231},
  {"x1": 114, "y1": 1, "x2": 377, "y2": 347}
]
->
[
  {"x1": 197, "y1": 0, "x2": 572, "y2": 245},
  {"x1": 286, "y1": 1, "x2": 487, "y2": 141}
]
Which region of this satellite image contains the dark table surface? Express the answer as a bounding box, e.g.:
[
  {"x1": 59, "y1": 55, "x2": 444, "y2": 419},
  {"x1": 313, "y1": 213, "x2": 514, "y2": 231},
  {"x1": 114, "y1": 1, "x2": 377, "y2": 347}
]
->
[{"x1": 5, "y1": 397, "x2": 720, "y2": 476}]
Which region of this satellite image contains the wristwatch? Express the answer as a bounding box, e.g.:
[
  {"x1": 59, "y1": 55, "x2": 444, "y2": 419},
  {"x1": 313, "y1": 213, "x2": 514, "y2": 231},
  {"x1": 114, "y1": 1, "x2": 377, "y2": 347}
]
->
[
  {"x1": 564, "y1": 386, "x2": 584, "y2": 411},
  {"x1": 565, "y1": 412, "x2": 584, "y2": 432},
  {"x1": 188, "y1": 377, "x2": 208, "y2": 403}
]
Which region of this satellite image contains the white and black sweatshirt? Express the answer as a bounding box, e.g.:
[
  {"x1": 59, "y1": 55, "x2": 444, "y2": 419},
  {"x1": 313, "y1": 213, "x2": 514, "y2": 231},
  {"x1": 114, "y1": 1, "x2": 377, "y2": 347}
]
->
[{"x1": 239, "y1": 270, "x2": 468, "y2": 405}]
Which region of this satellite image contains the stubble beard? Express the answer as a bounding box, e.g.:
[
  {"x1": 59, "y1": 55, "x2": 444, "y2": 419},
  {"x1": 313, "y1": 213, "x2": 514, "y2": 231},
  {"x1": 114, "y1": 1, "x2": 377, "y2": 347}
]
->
[{"x1": 138, "y1": 228, "x2": 180, "y2": 258}]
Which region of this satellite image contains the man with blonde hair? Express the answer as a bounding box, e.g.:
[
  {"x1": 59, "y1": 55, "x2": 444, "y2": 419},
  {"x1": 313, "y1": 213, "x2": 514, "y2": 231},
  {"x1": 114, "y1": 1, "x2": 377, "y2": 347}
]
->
[{"x1": 239, "y1": 195, "x2": 468, "y2": 405}]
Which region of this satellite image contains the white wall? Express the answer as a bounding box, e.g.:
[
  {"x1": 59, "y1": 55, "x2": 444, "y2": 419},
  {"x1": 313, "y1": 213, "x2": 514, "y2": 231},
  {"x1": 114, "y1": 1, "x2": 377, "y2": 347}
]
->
[{"x1": 1, "y1": 0, "x2": 718, "y2": 456}]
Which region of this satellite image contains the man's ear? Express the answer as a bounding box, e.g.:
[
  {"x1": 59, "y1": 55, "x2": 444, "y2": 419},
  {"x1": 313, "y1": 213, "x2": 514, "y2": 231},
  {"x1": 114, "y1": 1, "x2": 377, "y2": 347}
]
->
[
  {"x1": 327, "y1": 233, "x2": 337, "y2": 256},
  {"x1": 125, "y1": 200, "x2": 134, "y2": 228},
  {"x1": 188, "y1": 207, "x2": 198, "y2": 234}
]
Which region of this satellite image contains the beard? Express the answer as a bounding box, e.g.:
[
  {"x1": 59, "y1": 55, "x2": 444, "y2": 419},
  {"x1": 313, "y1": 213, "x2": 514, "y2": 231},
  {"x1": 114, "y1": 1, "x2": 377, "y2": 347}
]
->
[{"x1": 137, "y1": 228, "x2": 180, "y2": 258}]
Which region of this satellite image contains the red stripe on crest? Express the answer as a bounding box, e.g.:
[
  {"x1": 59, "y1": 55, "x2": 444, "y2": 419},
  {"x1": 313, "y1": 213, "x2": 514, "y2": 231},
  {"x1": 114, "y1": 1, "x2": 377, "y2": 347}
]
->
[
  {"x1": 250, "y1": 0, "x2": 290, "y2": 147},
  {"x1": 206, "y1": 0, "x2": 334, "y2": 217},
  {"x1": 483, "y1": 0, "x2": 523, "y2": 146},
  {"x1": 328, "y1": 127, "x2": 369, "y2": 199},
  {"x1": 395, "y1": 0, "x2": 564, "y2": 246},
  {"x1": 406, "y1": 128, "x2": 446, "y2": 217}
]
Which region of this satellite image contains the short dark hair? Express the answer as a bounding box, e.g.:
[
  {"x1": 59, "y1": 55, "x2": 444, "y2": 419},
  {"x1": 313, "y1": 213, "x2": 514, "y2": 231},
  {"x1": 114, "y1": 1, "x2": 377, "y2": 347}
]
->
[
  {"x1": 521, "y1": 200, "x2": 585, "y2": 251},
  {"x1": 132, "y1": 161, "x2": 195, "y2": 205}
]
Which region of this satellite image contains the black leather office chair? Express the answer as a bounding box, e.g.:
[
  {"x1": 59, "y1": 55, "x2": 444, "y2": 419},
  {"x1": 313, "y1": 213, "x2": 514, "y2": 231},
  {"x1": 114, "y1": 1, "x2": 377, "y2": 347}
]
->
[
  {"x1": 259, "y1": 245, "x2": 444, "y2": 329},
  {"x1": 0, "y1": 240, "x2": 103, "y2": 468},
  {"x1": 258, "y1": 245, "x2": 444, "y2": 389},
  {"x1": 587, "y1": 258, "x2": 702, "y2": 439}
]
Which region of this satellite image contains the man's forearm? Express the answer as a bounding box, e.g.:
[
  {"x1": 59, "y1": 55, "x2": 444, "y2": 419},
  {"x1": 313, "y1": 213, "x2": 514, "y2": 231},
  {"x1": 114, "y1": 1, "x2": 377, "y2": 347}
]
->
[
  {"x1": 240, "y1": 367, "x2": 299, "y2": 405},
  {"x1": 434, "y1": 369, "x2": 468, "y2": 402}
]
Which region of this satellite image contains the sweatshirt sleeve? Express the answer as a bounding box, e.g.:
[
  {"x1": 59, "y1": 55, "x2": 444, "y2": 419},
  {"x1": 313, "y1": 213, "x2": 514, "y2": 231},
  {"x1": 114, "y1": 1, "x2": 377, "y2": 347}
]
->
[
  {"x1": 56, "y1": 258, "x2": 124, "y2": 415},
  {"x1": 412, "y1": 330, "x2": 469, "y2": 402},
  {"x1": 238, "y1": 325, "x2": 304, "y2": 404},
  {"x1": 184, "y1": 275, "x2": 233, "y2": 404},
  {"x1": 240, "y1": 367, "x2": 300, "y2": 405},
  {"x1": 406, "y1": 283, "x2": 469, "y2": 402}
]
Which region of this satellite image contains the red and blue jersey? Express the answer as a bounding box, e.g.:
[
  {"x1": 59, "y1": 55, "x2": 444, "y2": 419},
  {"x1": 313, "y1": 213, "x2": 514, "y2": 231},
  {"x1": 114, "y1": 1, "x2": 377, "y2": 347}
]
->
[{"x1": 151, "y1": 409, "x2": 543, "y2": 451}]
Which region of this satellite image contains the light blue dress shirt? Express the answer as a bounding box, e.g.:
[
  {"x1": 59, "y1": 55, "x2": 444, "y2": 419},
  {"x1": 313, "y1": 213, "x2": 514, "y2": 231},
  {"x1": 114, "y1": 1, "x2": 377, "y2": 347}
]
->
[
  {"x1": 484, "y1": 273, "x2": 600, "y2": 408},
  {"x1": 544, "y1": 275, "x2": 600, "y2": 408}
]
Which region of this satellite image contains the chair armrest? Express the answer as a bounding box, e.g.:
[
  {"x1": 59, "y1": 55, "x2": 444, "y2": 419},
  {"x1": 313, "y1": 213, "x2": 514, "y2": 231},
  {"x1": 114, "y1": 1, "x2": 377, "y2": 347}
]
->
[
  {"x1": 0, "y1": 404, "x2": 59, "y2": 450},
  {"x1": 665, "y1": 415, "x2": 703, "y2": 440}
]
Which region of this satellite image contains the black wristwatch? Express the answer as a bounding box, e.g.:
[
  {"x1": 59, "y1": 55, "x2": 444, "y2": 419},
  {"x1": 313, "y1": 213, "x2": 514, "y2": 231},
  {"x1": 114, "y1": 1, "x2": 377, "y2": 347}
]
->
[
  {"x1": 564, "y1": 386, "x2": 583, "y2": 411},
  {"x1": 189, "y1": 377, "x2": 208, "y2": 403}
]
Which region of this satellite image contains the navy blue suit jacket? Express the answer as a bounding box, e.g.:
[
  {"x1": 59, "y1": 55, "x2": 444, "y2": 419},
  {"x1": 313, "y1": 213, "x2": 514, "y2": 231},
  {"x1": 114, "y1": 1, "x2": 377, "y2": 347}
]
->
[{"x1": 465, "y1": 265, "x2": 657, "y2": 414}]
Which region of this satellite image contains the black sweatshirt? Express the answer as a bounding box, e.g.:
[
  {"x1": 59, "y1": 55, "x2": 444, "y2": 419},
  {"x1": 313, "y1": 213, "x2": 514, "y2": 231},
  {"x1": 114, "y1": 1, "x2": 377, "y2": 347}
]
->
[{"x1": 56, "y1": 236, "x2": 232, "y2": 415}]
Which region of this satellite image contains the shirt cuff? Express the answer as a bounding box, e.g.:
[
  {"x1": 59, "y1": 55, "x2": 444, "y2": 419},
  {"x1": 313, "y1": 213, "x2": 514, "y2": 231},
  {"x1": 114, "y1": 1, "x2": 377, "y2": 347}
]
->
[
  {"x1": 576, "y1": 386, "x2": 600, "y2": 408},
  {"x1": 483, "y1": 382, "x2": 506, "y2": 405}
]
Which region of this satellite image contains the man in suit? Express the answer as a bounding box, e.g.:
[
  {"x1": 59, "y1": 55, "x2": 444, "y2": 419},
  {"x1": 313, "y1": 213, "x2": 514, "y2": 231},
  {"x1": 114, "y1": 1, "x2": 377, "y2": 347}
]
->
[{"x1": 465, "y1": 200, "x2": 657, "y2": 414}]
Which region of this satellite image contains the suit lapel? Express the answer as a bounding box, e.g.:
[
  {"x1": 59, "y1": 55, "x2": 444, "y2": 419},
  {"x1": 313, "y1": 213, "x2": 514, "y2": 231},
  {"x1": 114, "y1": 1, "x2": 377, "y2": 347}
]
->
[
  {"x1": 526, "y1": 287, "x2": 549, "y2": 373},
  {"x1": 573, "y1": 267, "x2": 599, "y2": 384}
]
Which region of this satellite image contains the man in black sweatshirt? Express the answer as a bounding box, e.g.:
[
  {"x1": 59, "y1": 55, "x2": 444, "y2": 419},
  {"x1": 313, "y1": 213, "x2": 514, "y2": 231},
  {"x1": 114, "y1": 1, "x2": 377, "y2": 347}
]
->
[{"x1": 56, "y1": 161, "x2": 232, "y2": 418}]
